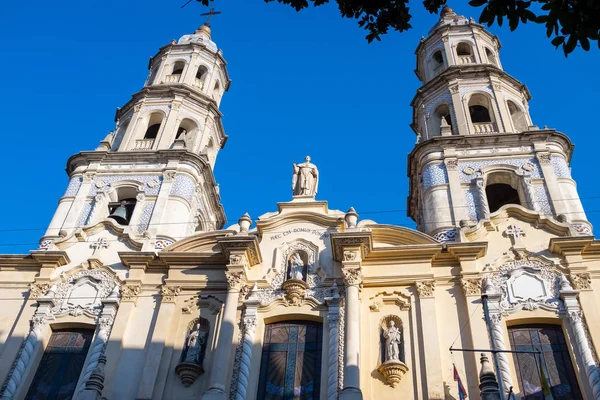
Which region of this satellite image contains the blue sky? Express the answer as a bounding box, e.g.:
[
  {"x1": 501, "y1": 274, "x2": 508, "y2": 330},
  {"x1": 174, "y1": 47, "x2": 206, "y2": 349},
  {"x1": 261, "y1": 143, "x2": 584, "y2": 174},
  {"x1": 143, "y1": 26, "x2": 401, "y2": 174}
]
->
[{"x1": 1, "y1": 0, "x2": 599, "y2": 253}]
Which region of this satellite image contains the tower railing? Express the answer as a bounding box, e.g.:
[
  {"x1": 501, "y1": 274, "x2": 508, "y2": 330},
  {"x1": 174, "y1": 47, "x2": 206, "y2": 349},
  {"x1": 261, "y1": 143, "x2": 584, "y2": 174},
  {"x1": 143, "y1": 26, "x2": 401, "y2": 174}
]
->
[
  {"x1": 458, "y1": 55, "x2": 475, "y2": 64},
  {"x1": 193, "y1": 78, "x2": 205, "y2": 89},
  {"x1": 164, "y1": 74, "x2": 181, "y2": 83},
  {"x1": 133, "y1": 139, "x2": 155, "y2": 151},
  {"x1": 472, "y1": 122, "x2": 497, "y2": 134}
]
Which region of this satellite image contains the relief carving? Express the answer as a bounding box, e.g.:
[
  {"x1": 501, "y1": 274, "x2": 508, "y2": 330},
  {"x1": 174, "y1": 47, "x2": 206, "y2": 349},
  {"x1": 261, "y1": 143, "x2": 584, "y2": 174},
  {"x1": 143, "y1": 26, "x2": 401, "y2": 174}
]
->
[
  {"x1": 461, "y1": 277, "x2": 483, "y2": 296},
  {"x1": 416, "y1": 280, "x2": 435, "y2": 298},
  {"x1": 570, "y1": 273, "x2": 592, "y2": 290}
]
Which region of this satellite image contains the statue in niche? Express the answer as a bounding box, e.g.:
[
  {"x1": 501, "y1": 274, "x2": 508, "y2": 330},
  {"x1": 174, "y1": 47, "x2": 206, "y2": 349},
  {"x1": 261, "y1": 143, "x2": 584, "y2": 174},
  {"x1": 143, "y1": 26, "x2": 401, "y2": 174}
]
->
[
  {"x1": 180, "y1": 319, "x2": 209, "y2": 365},
  {"x1": 383, "y1": 320, "x2": 402, "y2": 362},
  {"x1": 287, "y1": 251, "x2": 307, "y2": 281},
  {"x1": 292, "y1": 156, "x2": 319, "y2": 196}
]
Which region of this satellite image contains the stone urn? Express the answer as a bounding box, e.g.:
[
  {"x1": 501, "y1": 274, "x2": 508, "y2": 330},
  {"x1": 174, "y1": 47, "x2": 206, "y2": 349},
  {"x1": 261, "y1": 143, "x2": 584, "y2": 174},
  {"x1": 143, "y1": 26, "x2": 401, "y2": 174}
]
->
[
  {"x1": 281, "y1": 279, "x2": 308, "y2": 305},
  {"x1": 175, "y1": 362, "x2": 204, "y2": 387},
  {"x1": 377, "y1": 360, "x2": 409, "y2": 388}
]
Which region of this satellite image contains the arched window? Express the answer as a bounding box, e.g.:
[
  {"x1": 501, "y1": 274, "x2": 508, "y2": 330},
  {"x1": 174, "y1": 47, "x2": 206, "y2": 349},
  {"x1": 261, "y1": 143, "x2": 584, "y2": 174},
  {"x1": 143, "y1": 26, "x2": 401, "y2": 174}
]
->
[
  {"x1": 172, "y1": 61, "x2": 185, "y2": 75},
  {"x1": 257, "y1": 321, "x2": 323, "y2": 399},
  {"x1": 107, "y1": 186, "x2": 138, "y2": 225},
  {"x1": 430, "y1": 50, "x2": 445, "y2": 78},
  {"x1": 507, "y1": 100, "x2": 528, "y2": 132},
  {"x1": 485, "y1": 48, "x2": 498, "y2": 67},
  {"x1": 468, "y1": 94, "x2": 495, "y2": 133},
  {"x1": 195, "y1": 66, "x2": 208, "y2": 89},
  {"x1": 25, "y1": 329, "x2": 94, "y2": 400},
  {"x1": 213, "y1": 81, "x2": 221, "y2": 102},
  {"x1": 143, "y1": 113, "x2": 163, "y2": 139},
  {"x1": 508, "y1": 325, "x2": 582, "y2": 399},
  {"x1": 175, "y1": 118, "x2": 199, "y2": 148},
  {"x1": 485, "y1": 171, "x2": 523, "y2": 212},
  {"x1": 457, "y1": 42, "x2": 475, "y2": 64},
  {"x1": 431, "y1": 104, "x2": 453, "y2": 137}
]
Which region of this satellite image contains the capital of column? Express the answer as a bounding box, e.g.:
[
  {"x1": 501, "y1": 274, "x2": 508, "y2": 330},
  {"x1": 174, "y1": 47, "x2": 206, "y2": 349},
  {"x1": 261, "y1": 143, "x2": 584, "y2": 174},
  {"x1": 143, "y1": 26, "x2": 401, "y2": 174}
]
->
[
  {"x1": 416, "y1": 280, "x2": 435, "y2": 298},
  {"x1": 461, "y1": 276, "x2": 483, "y2": 297},
  {"x1": 121, "y1": 283, "x2": 142, "y2": 303},
  {"x1": 225, "y1": 270, "x2": 246, "y2": 291},
  {"x1": 160, "y1": 285, "x2": 181, "y2": 303},
  {"x1": 342, "y1": 268, "x2": 363, "y2": 287}
]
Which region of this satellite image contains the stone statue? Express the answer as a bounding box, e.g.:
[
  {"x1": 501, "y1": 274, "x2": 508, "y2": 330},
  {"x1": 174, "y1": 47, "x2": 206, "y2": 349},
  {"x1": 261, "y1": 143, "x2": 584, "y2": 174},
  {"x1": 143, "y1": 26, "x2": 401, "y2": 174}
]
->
[
  {"x1": 292, "y1": 156, "x2": 319, "y2": 196},
  {"x1": 182, "y1": 322, "x2": 208, "y2": 364},
  {"x1": 383, "y1": 320, "x2": 402, "y2": 362},
  {"x1": 288, "y1": 252, "x2": 305, "y2": 281}
]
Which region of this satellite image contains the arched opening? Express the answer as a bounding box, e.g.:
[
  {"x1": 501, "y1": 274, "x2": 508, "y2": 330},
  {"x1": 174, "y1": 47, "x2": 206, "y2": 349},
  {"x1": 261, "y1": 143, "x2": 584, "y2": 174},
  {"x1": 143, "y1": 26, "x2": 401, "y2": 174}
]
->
[
  {"x1": 213, "y1": 81, "x2": 222, "y2": 103},
  {"x1": 456, "y1": 42, "x2": 475, "y2": 64},
  {"x1": 486, "y1": 184, "x2": 520, "y2": 213},
  {"x1": 174, "y1": 118, "x2": 199, "y2": 149},
  {"x1": 429, "y1": 50, "x2": 445, "y2": 78},
  {"x1": 431, "y1": 104, "x2": 453, "y2": 137},
  {"x1": 507, "y1": 100, "x2": 528, "y2": 132},
  {"x1": 257, "y1": 321, "x2": 323, "y2": 399},
  {"x1": 107, "y1": 186, "x2": 138, "y2": 225},
  {"x1": 204, "y1": 137, "x2": 216, "y2": 166},
  {"x1": 485, "y1": 48, "x2": 498, "y2": 67},
  {"x1": 468, "y1": 94, "x2": 495, "y2": 133},
  {"x1": 143, "y1": 113, "x2": 163, "y2": 139},
  {"x1": 172, "y1": 61, "x2": 185, "y2": 75},
  {"x1": 195, "y1": 66, "x2": 208, "y2": 89},
  {"x1": 485, "y1": 171, "x2": 523, "y2": 212}
]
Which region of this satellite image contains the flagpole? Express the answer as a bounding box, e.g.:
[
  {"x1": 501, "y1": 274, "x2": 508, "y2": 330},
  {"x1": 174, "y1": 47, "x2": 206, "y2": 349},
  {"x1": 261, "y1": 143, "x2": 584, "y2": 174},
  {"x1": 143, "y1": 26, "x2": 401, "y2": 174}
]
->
[{"x1": 482, "y1": 294, "x2": 506, "y2": 398}]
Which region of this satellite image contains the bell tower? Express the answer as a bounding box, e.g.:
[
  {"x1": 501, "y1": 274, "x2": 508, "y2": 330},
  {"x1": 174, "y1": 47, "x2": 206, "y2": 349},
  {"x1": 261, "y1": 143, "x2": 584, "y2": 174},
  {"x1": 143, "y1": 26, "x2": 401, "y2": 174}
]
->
[
  {"x1": 407, "y1": 6, "x2": 591, "y2": 241},
  {"x1": 41, "y1": 20, "x2": 230, "y2": 249}
]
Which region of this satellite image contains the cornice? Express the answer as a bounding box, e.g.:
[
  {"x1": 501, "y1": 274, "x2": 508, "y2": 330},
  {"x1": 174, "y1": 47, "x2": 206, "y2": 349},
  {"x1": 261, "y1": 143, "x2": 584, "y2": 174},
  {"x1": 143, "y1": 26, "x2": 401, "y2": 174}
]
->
[
  {"x1": 330, "y1": 231, "x2": 373, "y2": 262},
  {"x1": 217, "y1": 234, "x2": 262, "y2": 266},
  {"x1": 369, "y1": 224, "x2": 439, "y2": 245},
  {"x1": 0, "y1": 254, "x2": 40, "y2": 271},
  {"x1": 158, "y1": 251, "x2": 226, "y2": 267},
  {"x1": 549, "y1": 237, "x2": 598, "y2": 257},
  {"x1": 165, "y1": 230, "x2": 231, "y2": 253}
]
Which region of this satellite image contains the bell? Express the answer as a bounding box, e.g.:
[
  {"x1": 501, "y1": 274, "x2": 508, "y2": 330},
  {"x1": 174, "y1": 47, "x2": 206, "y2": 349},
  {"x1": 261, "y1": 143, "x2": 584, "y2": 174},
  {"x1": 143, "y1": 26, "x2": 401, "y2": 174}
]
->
[{"x1": 108, "y1": 203, "x2": 129, "y2": 225}]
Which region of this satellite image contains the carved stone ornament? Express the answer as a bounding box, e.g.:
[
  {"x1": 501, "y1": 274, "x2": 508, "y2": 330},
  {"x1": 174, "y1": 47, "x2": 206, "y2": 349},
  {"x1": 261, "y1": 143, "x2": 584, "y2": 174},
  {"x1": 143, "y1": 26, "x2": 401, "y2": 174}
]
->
[
  {"x1": 281, "y1": 279, "x2": 308, "y2": 306},
  {"x1": 121, "y1": 284, "x2": 142, "y2": 301},
  {"x1": 342, "y1": 268, "x2": 363, "y2": 287},
  {"x1": 522, "y1": 162, "x2": 535, "y2": 172},
  {"x1": 343, "y1": 251, "x2": 359, "y2": 262},
  {"x1": 461, "y1": 277, "x2": 483, "y2": 297},
  {"x1": 229, "y1": 254, "x2": 246, "y2": 266},
  {"x1": 83, "y1": 172, "x2": 95, "y2": 183},
  {"x1": 163, "y1": 171, "x2": 177, "y2": 182},
  {"x1": 445, "y1": 159, "x2": 459, "y2": 171},
  {"x1": 570, "y1": 273, "x2": 592, "y2": 290},
  {"x1": 29, "y1": 282, "x2": 50, "y2": 299},
  {"x1": 537, "y1": 152, "x2": 552, "y2": 165},
  {"x1": 161, "y1": 285, "x2": 181, "y2": 302},
  {"x1": 378, "y1": 361, "x2": 409, "y2": 388},
  {"x1": 416, "y1": 280, "x2": 435, "y2": 298},
  {"x1": 490, "y1": 258, "x2": 562, "y2": 314},
  {"x1": 136, "y1": 192, "x2": 146, "y2": 202},
  {"x1": 226, "y1": 271, "x2": 245, "y2": 291},
  {"x1": 147, "y1": 179, "x2": 160, "y2": 188}
]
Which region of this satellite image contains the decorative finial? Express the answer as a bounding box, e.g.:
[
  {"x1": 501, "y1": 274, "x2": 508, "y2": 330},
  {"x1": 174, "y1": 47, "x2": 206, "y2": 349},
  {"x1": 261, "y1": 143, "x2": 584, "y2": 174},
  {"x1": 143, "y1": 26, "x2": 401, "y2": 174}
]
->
[
  {"x1": 479, "y1": 353, "x2": 501, "y2": 395},
  {"x1": 201, "y1": 7, "x2": 221, "y2": 27},
  {"x1": 482, "y1": 277, "x2": 496, "y2": 294},
  {"x1": 559, "y1": 275, "x2": 573, "y2": 292},
  {"x1": 345, "y1": 207, "x2": 359, "y2": 229},
  {"x1": 441, "y1": 5, "x2": 457, "y2": 18},
  {"x1": 238, "y1": 213, "x2": 252, "y2": 233}
]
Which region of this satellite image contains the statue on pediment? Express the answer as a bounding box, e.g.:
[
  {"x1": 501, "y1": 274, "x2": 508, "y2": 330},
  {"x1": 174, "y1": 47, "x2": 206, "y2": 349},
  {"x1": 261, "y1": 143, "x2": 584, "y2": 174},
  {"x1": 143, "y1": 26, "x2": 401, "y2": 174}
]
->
[{"x1": 292, "y1": 156, "x2": 319, "y2": 197}]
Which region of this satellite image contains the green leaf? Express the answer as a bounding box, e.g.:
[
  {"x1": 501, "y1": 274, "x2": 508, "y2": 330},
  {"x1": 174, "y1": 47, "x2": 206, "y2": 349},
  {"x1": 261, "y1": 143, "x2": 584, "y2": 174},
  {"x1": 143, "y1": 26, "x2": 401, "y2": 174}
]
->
[{"x1": 551, "y1": 36, "x2": 565, "y2": 47}]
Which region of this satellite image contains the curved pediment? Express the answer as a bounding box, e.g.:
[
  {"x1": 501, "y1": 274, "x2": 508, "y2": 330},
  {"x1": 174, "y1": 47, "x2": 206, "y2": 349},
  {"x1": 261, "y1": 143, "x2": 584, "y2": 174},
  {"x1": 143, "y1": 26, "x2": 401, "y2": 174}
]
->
[
  {"x1": 165, "y1": 230, "x2": 234, "y2": 253},
  {"x1": 369, "y1": 224, "x2": 439, "y2": 246}
]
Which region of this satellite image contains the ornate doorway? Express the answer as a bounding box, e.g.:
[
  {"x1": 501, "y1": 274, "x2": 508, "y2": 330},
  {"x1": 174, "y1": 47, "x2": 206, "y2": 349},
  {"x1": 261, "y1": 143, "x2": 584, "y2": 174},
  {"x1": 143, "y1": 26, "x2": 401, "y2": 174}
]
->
[
  {"x1": 257, "y1": 321, "x2": 323, "y2": 400},
  {"x1": 508, "y1": 325, "x2": 582, "y2": 399}
]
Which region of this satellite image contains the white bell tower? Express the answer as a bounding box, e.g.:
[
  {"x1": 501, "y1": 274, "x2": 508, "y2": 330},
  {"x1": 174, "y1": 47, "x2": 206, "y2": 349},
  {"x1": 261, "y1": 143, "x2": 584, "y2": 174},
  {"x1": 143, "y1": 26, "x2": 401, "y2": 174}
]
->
[
  {"x1": 407, "y1": 6, "x2": 591, "y2": 241},
  {"x1": 42, "y1": 20, "x2": 231, "y2": 249}
]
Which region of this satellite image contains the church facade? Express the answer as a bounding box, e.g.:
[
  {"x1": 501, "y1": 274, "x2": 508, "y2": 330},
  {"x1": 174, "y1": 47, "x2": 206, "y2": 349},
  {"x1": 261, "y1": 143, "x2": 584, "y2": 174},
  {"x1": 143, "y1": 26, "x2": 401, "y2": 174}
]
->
[{"x1": 1, "y1": 7, "x2": 600, "y2": 400}]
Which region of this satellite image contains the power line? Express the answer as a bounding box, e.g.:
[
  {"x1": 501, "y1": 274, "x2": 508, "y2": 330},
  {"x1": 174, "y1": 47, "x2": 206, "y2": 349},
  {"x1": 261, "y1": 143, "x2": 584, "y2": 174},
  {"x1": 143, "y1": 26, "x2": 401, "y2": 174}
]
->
[{"x1": 1, "y1": 194, "x2": 600, "y2": 233}]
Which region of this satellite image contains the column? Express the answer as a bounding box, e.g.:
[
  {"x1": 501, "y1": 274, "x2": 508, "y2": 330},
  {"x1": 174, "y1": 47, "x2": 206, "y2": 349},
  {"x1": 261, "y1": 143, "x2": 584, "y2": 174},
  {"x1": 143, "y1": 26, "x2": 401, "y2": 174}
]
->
[
  {"x1": 415, "y1": 280, "x2": 444, "y2": 399},
  {"x1": 103, "y1": 283, "x2": 140, "y2": 397},
  {"x1": 75, "y1": 290, "x2": 120, "y2": 396},
  {"x1": 340, "y1": 257, "x2": 363, "y2": 400},
  {"x1": 444, "y1": 154, "x2": 467, "y2": 223},
  {"x1": 484, "y1": 284, "x2": 513, "y2": 395},
  {"x1": 326, "y1": 295, "x2": 341, "y2": 400},
  {"x1": 561, "y1": 284, "x2": 600, "y2": 399},
  {"x1": 202, "y1": 270, "x2": 244, "y2": 400},
  {"x1": 235, "y1": 294, "x2": 259, "y2": 400},
  {"x1": 474, "y1": 177, "x2": 490, "y2": 220},
  {"x1": 0, "y1": 291, "x2": 55, "y2": 400},
  {"x1": 135, "y1": 285, "x2": 180, "y2": 400},
  {"x1": 536, "y1": 151, "x2": 568, "y2": 216}
]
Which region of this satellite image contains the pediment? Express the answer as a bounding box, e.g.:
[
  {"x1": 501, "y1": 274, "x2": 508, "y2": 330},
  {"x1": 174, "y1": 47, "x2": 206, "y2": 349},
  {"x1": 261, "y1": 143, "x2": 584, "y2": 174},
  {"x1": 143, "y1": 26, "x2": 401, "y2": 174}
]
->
[
  {"x1": 369, "y1": 225, "x2": 440, "y2": 247},
  {"x1": 165, "y1": 230, "x2": 231, "y2": 253}
]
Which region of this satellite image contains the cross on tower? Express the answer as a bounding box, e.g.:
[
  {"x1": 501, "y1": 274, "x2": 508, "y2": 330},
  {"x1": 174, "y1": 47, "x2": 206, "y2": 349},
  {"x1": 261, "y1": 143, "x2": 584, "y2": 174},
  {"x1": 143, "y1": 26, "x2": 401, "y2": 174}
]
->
[{"x1": 201, "y1": 7, "x2": 222, "y2": 27}]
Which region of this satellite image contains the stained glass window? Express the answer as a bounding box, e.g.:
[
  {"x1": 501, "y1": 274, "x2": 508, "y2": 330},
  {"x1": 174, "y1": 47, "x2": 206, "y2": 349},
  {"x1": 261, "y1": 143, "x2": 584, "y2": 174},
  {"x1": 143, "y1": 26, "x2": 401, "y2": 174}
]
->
[
  {"x1": 509, "y1": 325, "x2": 582, "y2": 400},
  {"x1": 257, "y1": 321, "x2": 323, "y2": 400},
  {"x1": 25, "y1": 328, "x2": 94, "y2": 400}
]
